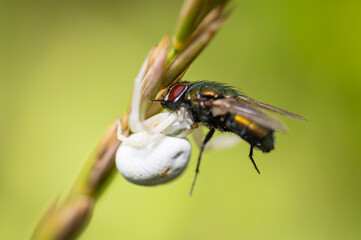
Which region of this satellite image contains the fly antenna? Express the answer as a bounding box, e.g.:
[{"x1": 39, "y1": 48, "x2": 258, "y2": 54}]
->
[{"x1": 150, "y1": 99, "x2": 164, "y2": 103}]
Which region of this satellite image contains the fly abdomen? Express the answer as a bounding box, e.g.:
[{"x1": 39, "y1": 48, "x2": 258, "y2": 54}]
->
[{"x1": 225, "y1": 114, "x2": 275, "y2": 152}]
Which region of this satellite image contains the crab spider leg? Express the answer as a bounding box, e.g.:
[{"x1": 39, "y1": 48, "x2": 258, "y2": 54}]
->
[
  {"x1": 128, "y1": 54, "x2": 150, "y2": 133},
  {"x1": 148, "y1": 113, "x2": 177, "y2": 133},
  {"x1": 116, "y1": 117, "x2": 129, "y2": 143}
]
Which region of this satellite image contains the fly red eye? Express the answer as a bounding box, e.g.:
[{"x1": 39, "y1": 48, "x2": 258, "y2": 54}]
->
[{"x1": 166, "y1": 84, "x2": 186, "y2": 102}]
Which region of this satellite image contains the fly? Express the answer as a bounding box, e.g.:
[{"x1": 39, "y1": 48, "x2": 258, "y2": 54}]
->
[{"x1": 153, "y1": 81, "x2": 306, "y2": 195}]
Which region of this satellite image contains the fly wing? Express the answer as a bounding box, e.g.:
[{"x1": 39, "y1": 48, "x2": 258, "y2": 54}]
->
[
  {"x1": 209, "y1": 98, "x2": 288, "y2": 132},
  {"x1": 236, "y1": 95, "x2": 306, "y2": 121}
]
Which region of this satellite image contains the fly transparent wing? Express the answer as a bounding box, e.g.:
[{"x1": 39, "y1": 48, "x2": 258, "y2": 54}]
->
[
  {"x1": 236, "y1": 95, "x2": 306, "y2": 121},
  {"x1": 208, "y1": 98, "x2": 288, "y2": 132}
]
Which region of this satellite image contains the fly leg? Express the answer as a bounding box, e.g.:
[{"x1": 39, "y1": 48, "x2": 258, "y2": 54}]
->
[
  {"x1": 249, "y1": 145, "x2": 260, "y2": 174},
  {"x1": 189, "y1": 128, "x2": 215, "y2": 196}
]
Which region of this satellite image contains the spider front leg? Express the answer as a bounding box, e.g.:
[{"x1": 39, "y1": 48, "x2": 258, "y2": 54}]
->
[{"x1": 143, "y1": 112, "x2": 178, "y2": 134}]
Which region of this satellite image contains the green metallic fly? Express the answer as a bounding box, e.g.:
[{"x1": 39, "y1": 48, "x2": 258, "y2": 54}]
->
[{"x1": 154, "y1": 81, "x2": 305, "y2": 194}]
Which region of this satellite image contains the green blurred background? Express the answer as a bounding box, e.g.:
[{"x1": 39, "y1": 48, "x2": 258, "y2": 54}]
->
[{"x1": 1, "y1": 0, "x2": 361, "y2": 239}]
